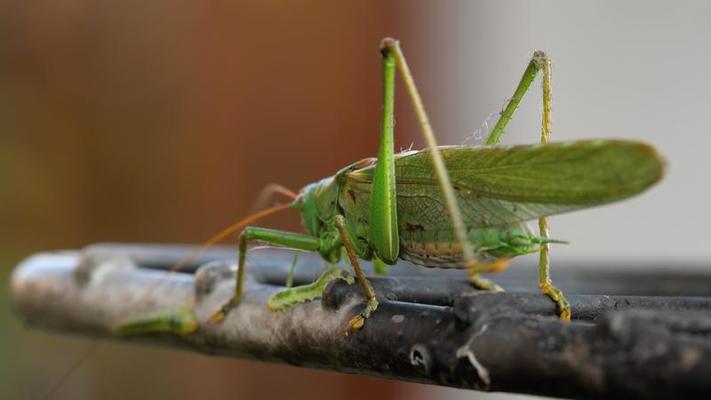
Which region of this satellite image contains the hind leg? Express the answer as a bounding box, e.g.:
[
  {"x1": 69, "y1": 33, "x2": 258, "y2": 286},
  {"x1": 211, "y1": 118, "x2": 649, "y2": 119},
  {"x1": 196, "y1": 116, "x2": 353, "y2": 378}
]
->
[{"x1": 485, "y1": 51, "x2": 571, "y2": 320}]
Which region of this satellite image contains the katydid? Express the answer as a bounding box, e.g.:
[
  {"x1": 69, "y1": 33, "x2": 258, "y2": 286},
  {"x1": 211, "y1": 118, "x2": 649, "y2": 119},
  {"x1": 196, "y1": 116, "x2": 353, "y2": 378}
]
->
[{"x1": 118, "y1": 38, "x2": 665, "y2": 335}]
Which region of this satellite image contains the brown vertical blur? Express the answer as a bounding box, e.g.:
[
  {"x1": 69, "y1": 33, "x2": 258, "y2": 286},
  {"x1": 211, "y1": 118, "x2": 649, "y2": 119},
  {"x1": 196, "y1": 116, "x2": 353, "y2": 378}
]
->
[{"x1": 0, "y1": 1, "x2": 428, "y2": 399}]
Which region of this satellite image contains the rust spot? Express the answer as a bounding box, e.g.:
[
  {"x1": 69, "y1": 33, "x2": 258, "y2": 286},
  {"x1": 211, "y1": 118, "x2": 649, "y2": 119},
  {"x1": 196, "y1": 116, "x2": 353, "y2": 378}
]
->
[
  {"x1": 405, "y1": 223, "x2": 425, "y2": 232},
  {"x1": 348, "y1": 189, "x2": 356, "y2": 203}
]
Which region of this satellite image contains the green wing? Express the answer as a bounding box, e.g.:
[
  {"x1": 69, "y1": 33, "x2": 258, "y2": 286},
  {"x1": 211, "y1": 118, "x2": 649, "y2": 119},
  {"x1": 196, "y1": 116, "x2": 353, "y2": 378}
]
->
[{"x1": 341, "y1": 140, "x2": 664, "y2": 229}]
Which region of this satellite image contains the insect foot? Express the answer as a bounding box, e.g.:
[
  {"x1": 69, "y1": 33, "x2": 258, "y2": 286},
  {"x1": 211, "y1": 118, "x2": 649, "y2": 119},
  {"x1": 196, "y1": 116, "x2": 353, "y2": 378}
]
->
[
  {"x1": 207, "y1": 298, "x2": 241, "y2": 325},
  {"x1": 344, "y1": 297, "x2": 379, "y2": 336},
  {"x1": 540, "y1": 280, "x2": 571, "y2": 321},
  {"x1": 468, "y1": 272, "x2": 505, "y2": 293}
]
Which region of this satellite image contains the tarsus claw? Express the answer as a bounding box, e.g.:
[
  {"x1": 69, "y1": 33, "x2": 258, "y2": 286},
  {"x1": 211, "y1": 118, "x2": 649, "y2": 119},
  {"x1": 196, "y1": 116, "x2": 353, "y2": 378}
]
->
[
  {"x1": 344, "y1": 297, "x2": 378, "y2": 336},
  {"x1": 345, "y1": 315, "x2": 365, "y2": 336},
  {"x1": 206, "y1": 298, "x2": 240, "y2": 325},
  {"x1": 207, "y1": 311, "x2": 225, "y2": 325}
]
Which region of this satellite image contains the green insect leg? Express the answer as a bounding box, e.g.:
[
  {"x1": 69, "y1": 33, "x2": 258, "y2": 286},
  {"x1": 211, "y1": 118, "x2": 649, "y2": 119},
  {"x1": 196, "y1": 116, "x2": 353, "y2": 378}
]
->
[
  {"x1": 372, "y1": 257, "x2": 388, "y2": 275},
  {"x1": 485, "y1": 50, "x2": 571, "y2": 320},
  {"x1": 266, "y1": 252, "x2": 354, "y2": 312},
  {"x1": 380, "y1": 38, "x2": 499, "y2": 288},
  {"x1": 267, "y1": 267, "x2": 354, "y2": 311},
  {"x1": 485, "y1": 51, "x2": 548, "y2": 146},
  {"x1": 538, "y1": 219, "x2": 571, "y2": 321},
  {"x1": 536, "y1": 54, "x2": 571, "y2": 321},
  {"x1": 285, "y1": 252, "x2": 299, "y2": 288},
  {"x1": 208, "y1": 226, "x2": 322, "y2": 323},
  {"x1": 334, "y1": 215, "x2": 378, "y2": 334},
  {"x1": 368, "y1": 44, "x2": 400, "y2": 265}
]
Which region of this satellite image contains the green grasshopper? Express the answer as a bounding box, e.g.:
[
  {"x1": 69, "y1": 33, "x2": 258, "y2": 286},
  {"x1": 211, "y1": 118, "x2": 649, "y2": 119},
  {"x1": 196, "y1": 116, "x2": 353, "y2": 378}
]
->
[{"x1": 117, "y1": 38, "x2": 664, "y2": 335}]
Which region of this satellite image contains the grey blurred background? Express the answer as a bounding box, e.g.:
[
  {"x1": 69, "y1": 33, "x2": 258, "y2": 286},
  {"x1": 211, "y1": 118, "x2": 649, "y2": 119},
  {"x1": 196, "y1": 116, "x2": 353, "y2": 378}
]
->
[
  {"x1": 1, "y1": 1, "x2": 708, "y2": 399},
  {"x1": 429, "y1": 1, "x2": 708, "y2": 263}
]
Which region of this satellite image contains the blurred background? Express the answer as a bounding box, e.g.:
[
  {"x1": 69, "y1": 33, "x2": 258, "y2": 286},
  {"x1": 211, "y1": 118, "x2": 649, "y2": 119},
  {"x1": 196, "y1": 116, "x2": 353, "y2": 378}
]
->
[{"x1": 1, "y1": 1, "x2": 709, "y2": 399}]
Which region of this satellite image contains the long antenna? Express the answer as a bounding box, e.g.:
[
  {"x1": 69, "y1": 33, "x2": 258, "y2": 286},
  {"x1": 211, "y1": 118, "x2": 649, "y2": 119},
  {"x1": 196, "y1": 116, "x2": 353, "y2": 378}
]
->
[{"x1": 138, "y1": 201, "x2": 294, "y2": 303}]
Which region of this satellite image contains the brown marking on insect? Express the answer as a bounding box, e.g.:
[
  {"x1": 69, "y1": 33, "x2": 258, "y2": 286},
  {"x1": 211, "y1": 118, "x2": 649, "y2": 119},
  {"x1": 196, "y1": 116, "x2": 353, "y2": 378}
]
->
[
  {"x1": 409, "y1": 241, "x2": 425, "y2": 253},
  {"x1": 348, "y1": 189, "x2": 356, "y2": 203},
  {"x1": 414, "y1": 241, "x2": 463, "y2": 257},
  {"x1": 405, "y1": 222, "x2": 425, "y2": 232},
  {"x1": 425, "y1": 242, "x2": 439, "y2": 254}
]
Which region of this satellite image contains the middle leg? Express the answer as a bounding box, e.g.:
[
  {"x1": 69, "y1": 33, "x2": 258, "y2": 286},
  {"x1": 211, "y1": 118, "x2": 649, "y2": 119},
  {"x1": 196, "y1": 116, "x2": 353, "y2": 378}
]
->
[
  {"x1": 334, "y1": 215, "x2": 378, "y2": 334},
  {"x1": 208, "y1": 227, "x2": 324, "y2": 323}
]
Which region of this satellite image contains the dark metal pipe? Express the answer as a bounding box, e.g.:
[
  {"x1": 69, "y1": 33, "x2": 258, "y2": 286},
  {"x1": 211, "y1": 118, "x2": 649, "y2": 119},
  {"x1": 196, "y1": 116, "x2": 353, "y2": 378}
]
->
[{"x1": 10, "y1": 244, "x2": 711, "y2": 399}]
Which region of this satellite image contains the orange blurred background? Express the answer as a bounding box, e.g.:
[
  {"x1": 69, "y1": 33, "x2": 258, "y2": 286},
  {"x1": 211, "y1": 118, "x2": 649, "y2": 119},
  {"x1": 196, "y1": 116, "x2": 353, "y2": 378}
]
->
[
  {"x1": 5, "y1": 1, "x2": 710, "y2": 399},
  {"x1": 0, "y1": 1, "x2": 462, "y2": 399}
]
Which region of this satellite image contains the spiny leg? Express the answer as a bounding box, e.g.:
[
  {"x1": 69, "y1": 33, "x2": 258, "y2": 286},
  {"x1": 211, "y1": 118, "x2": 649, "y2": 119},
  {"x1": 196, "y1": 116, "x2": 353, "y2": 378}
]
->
[
  {"x1": 380, "y1": 38, "x2": 501, "y2": 288},
  {"x1": 208, "y1": 227, "x2": 322, "y2": 323},
  {"x1": 485, "y1": 51, "x2": 548, "y2": 145},
  {"x1": 334, "y1": 215, "x2": 378, "y2": 334},
  {"x1": 484, "y1": 50, "x2": 571, "y2": 320},
  {"x1": 538, "y1": 217, "x2": 570, "y2": 321},
  {"x1": 536, "y1": 53, "x2": 571, "y2": 320}
]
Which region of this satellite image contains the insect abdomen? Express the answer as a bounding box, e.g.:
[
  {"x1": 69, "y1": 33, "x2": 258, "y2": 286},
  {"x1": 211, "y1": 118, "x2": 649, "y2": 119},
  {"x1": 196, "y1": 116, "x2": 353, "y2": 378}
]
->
[{"x1": 398, "y1": 225, "x2": 547, "y2": 268}]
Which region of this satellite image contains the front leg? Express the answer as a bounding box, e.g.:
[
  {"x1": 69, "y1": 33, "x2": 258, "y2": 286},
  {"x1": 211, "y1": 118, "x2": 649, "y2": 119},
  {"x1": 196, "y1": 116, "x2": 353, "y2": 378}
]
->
[{"x1": 208, "y1": 226, "x2": 321, "y2": 323}]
